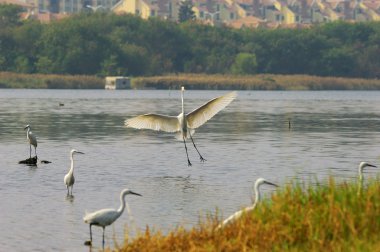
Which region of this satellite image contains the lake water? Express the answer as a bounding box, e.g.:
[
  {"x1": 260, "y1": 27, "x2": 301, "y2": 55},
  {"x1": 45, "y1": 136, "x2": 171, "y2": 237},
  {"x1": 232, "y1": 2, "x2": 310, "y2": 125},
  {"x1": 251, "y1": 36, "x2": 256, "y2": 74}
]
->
[{"x1": 1, "y1": 89, "x2": 380, "y2": 251}]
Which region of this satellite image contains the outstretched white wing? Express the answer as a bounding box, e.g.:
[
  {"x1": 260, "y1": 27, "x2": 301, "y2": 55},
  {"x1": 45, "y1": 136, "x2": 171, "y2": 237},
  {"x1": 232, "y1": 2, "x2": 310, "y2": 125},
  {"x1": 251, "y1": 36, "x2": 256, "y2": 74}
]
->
[
  {"x1": 187, "y1": 91, "x2": 237, "y2": 129},
  {"x1": 125, "y1": 114, "x2": 180, "y2": 132}
]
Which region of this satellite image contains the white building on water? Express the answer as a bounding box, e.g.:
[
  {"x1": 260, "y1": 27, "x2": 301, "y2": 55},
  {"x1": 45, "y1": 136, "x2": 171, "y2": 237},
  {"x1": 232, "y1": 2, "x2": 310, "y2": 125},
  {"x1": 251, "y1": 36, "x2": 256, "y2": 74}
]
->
[{"x1": 105, "y1": 76, "x2": 131, "y2": 89}]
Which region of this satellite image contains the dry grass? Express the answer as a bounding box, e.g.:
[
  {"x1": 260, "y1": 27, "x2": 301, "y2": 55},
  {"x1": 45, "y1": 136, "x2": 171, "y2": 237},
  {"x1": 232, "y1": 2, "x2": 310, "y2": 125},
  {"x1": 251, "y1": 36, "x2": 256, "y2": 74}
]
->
[
  {"x1": 112, "y1": 177, "x2": 380, "y2": 251},
  {"x1": 0, "y1": 72, "x2": 104, "y2": 89},
  {"x1": 132, "y1": 74, "x2": 380, "y2": 90},
  {"x1": 3, "y1": 71, "x2": 380, "y2": 90}
]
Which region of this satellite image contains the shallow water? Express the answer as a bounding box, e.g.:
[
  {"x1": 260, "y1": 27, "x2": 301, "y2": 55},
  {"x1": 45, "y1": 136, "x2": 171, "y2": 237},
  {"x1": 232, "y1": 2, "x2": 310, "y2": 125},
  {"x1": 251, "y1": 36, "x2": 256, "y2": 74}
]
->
[{"x1": 1, "y1": 89, "x2": 380, "y2": 251}]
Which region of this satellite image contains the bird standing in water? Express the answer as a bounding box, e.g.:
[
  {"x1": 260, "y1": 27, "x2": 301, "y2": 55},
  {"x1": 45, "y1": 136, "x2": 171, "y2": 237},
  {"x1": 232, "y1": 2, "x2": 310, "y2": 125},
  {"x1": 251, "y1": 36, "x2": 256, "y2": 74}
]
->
[
  {"x1": 83, "y1": 188, "x2": 142, "y2": 247},
  {"x1": 64, "y1": 149, "x2": 84, "y2": 196},
  {"x1": 24, "y1": 124, "x2": 37, "y2": 159}
]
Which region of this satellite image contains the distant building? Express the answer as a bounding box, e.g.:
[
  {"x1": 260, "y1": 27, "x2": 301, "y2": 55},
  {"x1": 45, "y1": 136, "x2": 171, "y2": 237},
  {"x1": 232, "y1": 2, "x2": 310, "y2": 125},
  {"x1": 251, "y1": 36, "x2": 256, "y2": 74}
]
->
[
  {"x1": 112, "y1": 0, "x2": 180, "y2": 21},
  {"x1": 4, "y1": 0, "x2": 380, "y2": 26},
  {"x1": 105, "y1": 76, "x2": 131, "y2": 89}
]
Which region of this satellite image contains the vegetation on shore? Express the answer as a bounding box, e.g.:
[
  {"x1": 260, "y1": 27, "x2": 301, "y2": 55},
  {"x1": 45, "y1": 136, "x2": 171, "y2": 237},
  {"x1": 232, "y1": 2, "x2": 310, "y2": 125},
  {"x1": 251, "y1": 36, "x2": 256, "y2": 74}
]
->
[
  {"x1": 1, "y1": 4, "x2": 380, "y2": 79},
  {"x1": 3, "y1": 71, "x2": 380, "y2": 90},
  {"x1": 0, "y1": 72, "x2": 103, "y2": 89},
  {"x1": 133, "y1": 74, "x2": 380, "y2": 90},
  {"x1": 112, "y1": 177, "x2": 380, "y2": 251}
]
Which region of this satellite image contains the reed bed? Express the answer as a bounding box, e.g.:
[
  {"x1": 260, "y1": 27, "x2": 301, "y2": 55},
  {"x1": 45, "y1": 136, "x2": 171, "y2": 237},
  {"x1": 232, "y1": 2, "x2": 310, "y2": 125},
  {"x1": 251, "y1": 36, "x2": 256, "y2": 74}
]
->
[
  {"x1": 132, "y1": 74, "x2": 380, "y2": 90},
  {"x1": 0, "y1": 72, "x2": 104, "y2": 89},
  {"x1": 2, "y1": 72, "x2": 380, "y2": 90},
  {"x1": 113, "y1": 177, "x2": 380, "y2": 251}
]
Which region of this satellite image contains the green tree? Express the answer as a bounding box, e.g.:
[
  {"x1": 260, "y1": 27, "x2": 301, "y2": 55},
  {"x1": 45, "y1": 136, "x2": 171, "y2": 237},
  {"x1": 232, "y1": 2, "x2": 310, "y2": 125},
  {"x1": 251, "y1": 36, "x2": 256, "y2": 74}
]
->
[
  {"x1": 320, "y1": 47, "x2": 357, "y2": 77},
  {"x1": 178, "y1": 0, "x2": 195, "y2": 23},
  {"x1": 0, "y1": 4, "x2": 23, "y2": 27},
  {"x1": 230, "y1": 53, "x2": 257, "y2": 75}
]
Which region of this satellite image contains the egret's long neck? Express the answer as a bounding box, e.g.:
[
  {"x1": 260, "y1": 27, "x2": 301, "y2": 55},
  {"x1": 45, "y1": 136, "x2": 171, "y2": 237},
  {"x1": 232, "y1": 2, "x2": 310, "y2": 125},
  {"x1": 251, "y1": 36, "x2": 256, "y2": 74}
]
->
[
  {"x1": 358, "y1": 167, "x2": 364, "y2": 183},
  {"x1": 26, "y1": 128, "x2": 30, "y2": 138},
  {"x1": 253, "y1": 183, "x2": 261, "y2": 207},
  {"x1": 117, "y1": 193, "x2": 127, "y2": 214},
  {"x1": 69, "y1": 153, "x2": 74, "y2": 175},
  {"x1": 358, "y1": 169, "x2": 363, "y2": 196},
  {"x1": 181, "y1": 89, "x2": 185, "y2": 115}
]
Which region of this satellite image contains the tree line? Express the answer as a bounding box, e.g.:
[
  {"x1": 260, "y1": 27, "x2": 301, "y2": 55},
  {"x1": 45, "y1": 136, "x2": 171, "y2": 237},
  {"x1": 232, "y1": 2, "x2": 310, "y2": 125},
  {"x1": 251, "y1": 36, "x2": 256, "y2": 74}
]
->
[{"x1": 1, "y1": 4, "x2": 380, "y2": 78}]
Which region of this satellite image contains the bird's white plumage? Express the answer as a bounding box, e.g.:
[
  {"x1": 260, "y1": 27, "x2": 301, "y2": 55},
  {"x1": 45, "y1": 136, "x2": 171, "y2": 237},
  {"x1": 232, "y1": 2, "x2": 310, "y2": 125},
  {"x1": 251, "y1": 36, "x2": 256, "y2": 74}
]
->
[
  {"x1": 187, "y1": 91, "x2": 237, "y2": 129},
  {"x1": 125, "y1": 88, "x2": 237, "y2": 134},
  {"x1": 84, "y1": 208, "x2": 121, "y2": 227},
  {"x1": 219, "y1": 205, "x2": 255, "y2": 228},
  {"x1": 125, "y1": 114, "x2": 179, "y2": 132},
  {"x1": 24, "y1": 124, "x2": 37, "y2": 157},
  {"x1": 358, "y1": 161, "x2": 376, "y2": 176},
  {"x1": 27, "y1": 130, "x2": 37, "y2": 147},
  {"x1": 64, "y1": 149, "x2": 84, "y2": 195},
  {"x1": 218, "y1": 178, "x2": 277, "y2": 229},
  {"x1": 124, "y1": 87, "x2": 237, "y2": 165},
  {"x1": 83, "y1": 188, "x2": 142, "y2": 245},
  {"x1": 64, "y1": 172, "x2": 75, "y2": 187}
]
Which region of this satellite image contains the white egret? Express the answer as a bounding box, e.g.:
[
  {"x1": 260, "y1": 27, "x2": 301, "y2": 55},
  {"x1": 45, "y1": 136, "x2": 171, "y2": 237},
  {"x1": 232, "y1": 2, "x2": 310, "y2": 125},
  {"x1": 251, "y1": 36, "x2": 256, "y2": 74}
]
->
[
  {"x1": 83, "y1": 188, "x2": 142, "y2": 246},
  {"x1": 217, "y1": 178, "x2": 278, "y2": 229},
  {"x1": 64, "y1": 149, "x2": 84, "y2": 196},
  {"x1": 125, "y1": 87, "x2": 237, "y2": 166},
  {"x1": 24, "y1": 124, "x2": 37, "y2": 158},
  {"x1": 358, "y1": 161, "x2": 376, "y2": 181},
  {"x1": 358, "y1": 161, "x2": 376, "y2": 195}
]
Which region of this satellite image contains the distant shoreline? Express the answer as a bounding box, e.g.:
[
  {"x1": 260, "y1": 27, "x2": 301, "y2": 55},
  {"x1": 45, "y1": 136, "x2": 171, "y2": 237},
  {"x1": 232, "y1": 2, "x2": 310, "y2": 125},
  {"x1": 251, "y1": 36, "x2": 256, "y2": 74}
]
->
[{"x1": 2, "y1": 72, "x2": 380, "y2": 90}]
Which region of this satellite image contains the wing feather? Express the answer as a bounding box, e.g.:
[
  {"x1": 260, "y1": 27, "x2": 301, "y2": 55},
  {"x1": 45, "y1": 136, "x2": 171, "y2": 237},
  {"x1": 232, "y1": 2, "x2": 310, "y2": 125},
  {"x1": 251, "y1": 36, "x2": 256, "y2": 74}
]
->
[
  {"x1": 187, "y1": 91, "x2": 237, "y2": 129},
  {"x1": 125, "y1": 114, "x2": 180, "y2": 133}
]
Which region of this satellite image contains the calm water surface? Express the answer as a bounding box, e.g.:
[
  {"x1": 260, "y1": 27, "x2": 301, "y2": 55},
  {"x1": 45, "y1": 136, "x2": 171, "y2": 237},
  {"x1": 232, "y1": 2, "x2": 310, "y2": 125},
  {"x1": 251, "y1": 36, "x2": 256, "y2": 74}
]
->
[{"x1": 1, "y1": 89, "x2": 380, "y2": 251}]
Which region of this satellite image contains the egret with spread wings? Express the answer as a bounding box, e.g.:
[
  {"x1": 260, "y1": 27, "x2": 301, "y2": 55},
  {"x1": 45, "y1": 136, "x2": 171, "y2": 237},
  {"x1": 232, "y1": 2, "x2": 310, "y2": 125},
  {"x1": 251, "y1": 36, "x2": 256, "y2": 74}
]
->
[{"x1": 125, "y1": 87, "x2": 237, "y2": 166}]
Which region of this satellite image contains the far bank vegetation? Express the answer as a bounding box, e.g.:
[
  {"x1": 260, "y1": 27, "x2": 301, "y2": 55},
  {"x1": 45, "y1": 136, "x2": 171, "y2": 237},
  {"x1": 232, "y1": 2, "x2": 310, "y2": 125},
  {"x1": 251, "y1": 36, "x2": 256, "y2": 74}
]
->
[
  {"x1": 133, "y1": 74, "x2": 380, "y2": 90},
  {"x1": 2, "y1": 71, "x2": 380, "y2": 90},
  {"x1": 1, "y1": 4, "x2": 380, "y2": 80},
  {"x1": 0, "y1": 72, "x2": 103, "y2": 89}
]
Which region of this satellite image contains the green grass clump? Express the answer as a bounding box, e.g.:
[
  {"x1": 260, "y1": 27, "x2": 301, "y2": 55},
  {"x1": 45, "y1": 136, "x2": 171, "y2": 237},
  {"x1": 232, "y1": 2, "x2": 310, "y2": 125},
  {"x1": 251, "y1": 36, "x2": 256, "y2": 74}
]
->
[{"x1": 113, "y1": 178, "x2": 380, "y2": 251}]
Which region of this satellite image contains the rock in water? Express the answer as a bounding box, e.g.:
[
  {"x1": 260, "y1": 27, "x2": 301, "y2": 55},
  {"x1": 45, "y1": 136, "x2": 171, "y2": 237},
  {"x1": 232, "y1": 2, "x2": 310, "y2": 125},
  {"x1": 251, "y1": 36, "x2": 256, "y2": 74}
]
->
[{"x1": 19, "y1": 156, "x2": 38, "y2": 165}]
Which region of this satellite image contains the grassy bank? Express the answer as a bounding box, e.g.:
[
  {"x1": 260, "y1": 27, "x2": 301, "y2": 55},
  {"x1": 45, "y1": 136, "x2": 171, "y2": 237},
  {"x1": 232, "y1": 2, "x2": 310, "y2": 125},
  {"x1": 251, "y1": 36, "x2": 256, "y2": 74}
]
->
[
  {"x1": 0, "y1": 72, "x2": 104, "y2": 89},
  {"x1": 133, "y1": 74, "x2": 380, "y2": 90},
  {"x1": 2, "y1": 72, "x2": 380, "y2": 90},
  {"x1": 113, "y1": 177, "x2": 380, "y2": 251}
]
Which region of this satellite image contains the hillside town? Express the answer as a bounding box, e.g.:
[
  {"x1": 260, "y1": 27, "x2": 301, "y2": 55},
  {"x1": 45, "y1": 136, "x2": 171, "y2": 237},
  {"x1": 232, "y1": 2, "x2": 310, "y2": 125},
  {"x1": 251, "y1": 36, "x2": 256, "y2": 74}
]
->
[{"x1": 1, "y1": 0, "x2": 380, "y2": 27}]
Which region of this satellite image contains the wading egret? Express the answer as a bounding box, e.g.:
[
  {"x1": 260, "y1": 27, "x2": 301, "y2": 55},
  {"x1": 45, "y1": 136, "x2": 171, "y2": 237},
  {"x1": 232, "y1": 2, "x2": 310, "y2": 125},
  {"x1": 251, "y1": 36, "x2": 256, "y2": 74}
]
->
[
  {"x1": 358, "y1": 161, "x2": 376, "y2": 195},
  {"x1": 64, "y1": 149, "x2": 84, "y2": 196},
  {"x1": 83, "y1": 188, "x2": 142, "y2": 246},
  {"x1": 217, "y1": 178, "x2": 278, "y2": 229},
  {"x1": 24, "y1": 124, "x2": 37, "y2": 158},
  {"x1": 125, "y1": 87, "x2": 237, "y2": 166}
]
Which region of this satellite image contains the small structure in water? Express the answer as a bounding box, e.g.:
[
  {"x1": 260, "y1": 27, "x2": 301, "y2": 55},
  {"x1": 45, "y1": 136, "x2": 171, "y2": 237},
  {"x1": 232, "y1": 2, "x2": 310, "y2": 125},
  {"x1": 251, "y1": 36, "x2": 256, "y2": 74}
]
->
[{"x1": 105, "y1": 76, "x2": 131, "y2": 90}]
